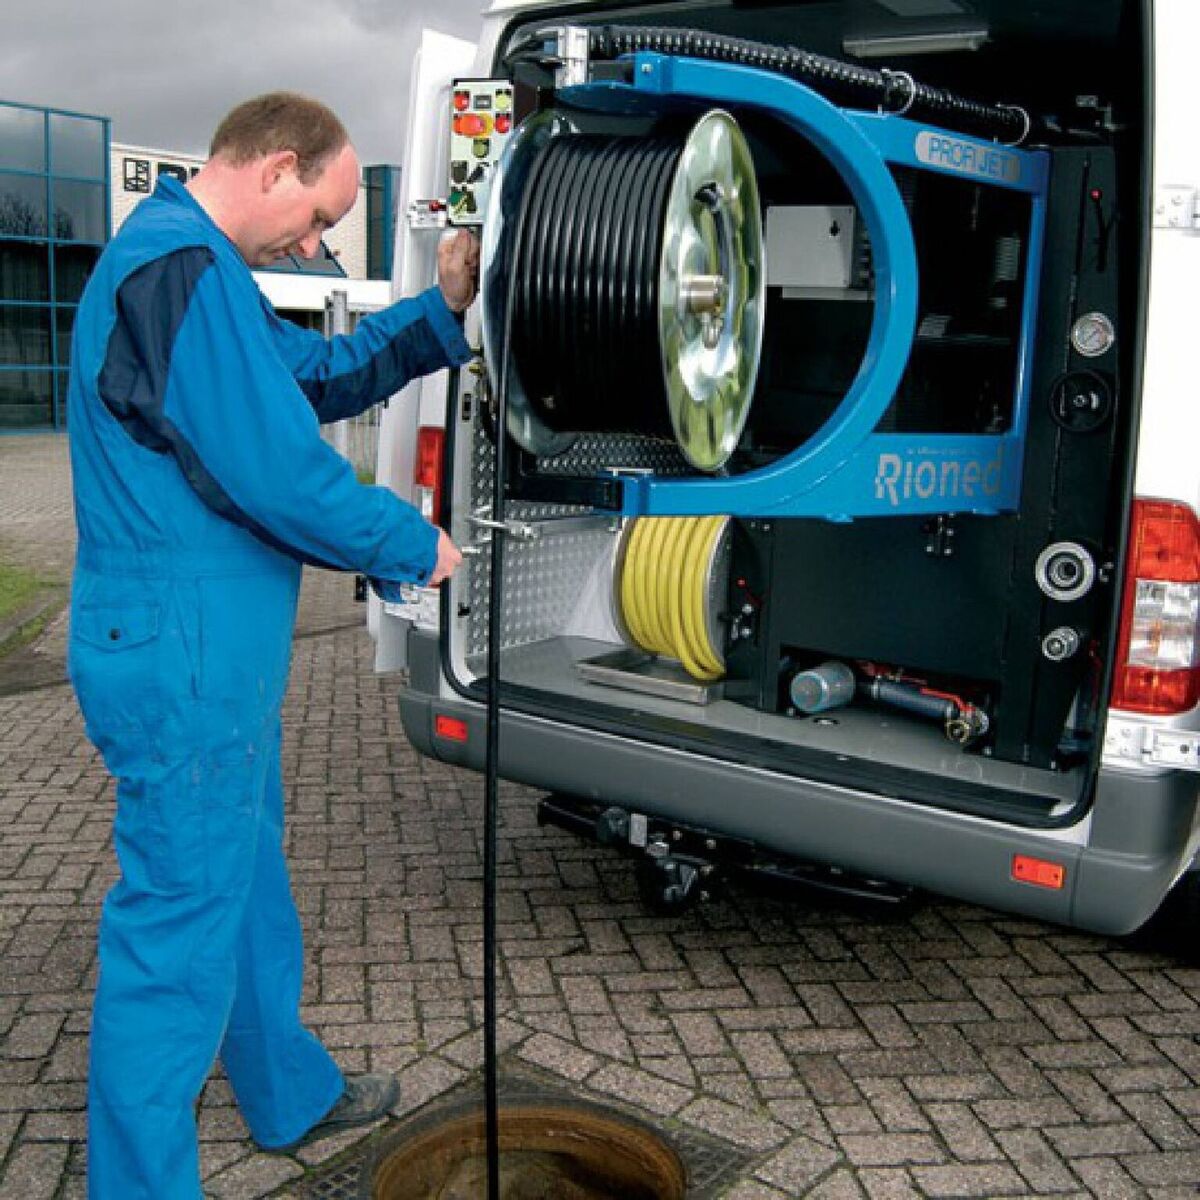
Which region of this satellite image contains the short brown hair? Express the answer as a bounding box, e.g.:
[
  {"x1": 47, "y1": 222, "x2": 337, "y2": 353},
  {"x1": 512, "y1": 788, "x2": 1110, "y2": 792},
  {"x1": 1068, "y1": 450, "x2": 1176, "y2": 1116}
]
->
[{"x1": 209, "y1": 92, "x2": 350, "y2": 183}]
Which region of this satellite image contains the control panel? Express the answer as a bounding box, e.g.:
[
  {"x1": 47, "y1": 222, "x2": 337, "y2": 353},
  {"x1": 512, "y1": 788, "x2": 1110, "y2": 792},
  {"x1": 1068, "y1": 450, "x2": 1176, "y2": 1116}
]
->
[{"x1": 448, "y1": 79, "x2": 515, "y2": 226}]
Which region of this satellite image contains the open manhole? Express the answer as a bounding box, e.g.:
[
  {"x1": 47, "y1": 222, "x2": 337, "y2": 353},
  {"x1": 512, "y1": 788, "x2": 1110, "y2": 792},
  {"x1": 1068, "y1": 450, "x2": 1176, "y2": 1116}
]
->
[{"x1": 369, "y1": 1102, "x2": 687, "y2": 1200}]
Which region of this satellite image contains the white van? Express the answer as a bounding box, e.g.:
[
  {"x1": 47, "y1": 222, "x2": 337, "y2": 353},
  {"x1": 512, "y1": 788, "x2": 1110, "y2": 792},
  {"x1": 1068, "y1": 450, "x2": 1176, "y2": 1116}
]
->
[{"x1": 372, "y1": 0, "x2": 1200, "y2": 938}]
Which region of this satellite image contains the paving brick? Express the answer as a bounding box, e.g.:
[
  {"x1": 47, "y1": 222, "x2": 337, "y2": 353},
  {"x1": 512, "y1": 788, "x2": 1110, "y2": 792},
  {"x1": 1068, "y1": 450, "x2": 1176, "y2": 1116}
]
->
[
  {"x1": 838, "y1": 1132, "x2": 946, "y2": 1168},
  {"x1": 858, "y1": 1167, "x2": 924, "y2": 1198},
  {"x1": 910, "y1": 1161, "x2": 1029, "y2": 1198},
  {"x1": 7, "y1": 434, "x2": 1200, "y2": 1200},
  {"x1": 1044, "y1": 1120, "x2": 1157, "y2": 1158},
  {"x1": 993, "y1": 1127, "x2": 1081, "y2": 1193},
  {"x1": 1122, "y1": 1149, "x2": 1200, "y2": 1188},
  {"x1": 678, "y1": 1095, "x2": 790, "y2": 1152},
  {"x1": 0, "y1": 1140, "x2": 69, "y2": 1200},
  {"x1": 754, "y1": 1133, "x2": 843, "y2": 1193},
  {"x1": 719, "y1": 1182, "x2": 792, "y2": 1200},
  {"x1": 586, "y1": 1062, "x2": 691, "y2": 1117}
]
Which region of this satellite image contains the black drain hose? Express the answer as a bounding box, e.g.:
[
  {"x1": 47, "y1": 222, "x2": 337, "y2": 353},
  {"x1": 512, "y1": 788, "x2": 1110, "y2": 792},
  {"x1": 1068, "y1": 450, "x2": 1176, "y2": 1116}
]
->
[
  {"x1": 510, "y1": 133, "x2": 682, "y2": 434},
  {"x1": 479, "y1": 139, "x2": 542, "y2": 1196},
  {"x1": 581, "y1": 25, "x2": 1030, "y2": 144}
]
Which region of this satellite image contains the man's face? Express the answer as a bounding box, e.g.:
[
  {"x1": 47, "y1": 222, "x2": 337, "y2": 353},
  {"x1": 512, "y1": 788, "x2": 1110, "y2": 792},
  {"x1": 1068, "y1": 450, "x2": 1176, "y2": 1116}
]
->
[{"x1": 245, "y1": 144, "x2": 360, "y2": 268}]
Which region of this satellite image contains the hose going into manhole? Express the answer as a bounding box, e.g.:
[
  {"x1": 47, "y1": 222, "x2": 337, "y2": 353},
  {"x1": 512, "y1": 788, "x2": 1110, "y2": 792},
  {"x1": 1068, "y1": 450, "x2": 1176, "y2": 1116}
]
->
[{"x1": 477, "y1": 167, "x2": 533, "y2": 1200}]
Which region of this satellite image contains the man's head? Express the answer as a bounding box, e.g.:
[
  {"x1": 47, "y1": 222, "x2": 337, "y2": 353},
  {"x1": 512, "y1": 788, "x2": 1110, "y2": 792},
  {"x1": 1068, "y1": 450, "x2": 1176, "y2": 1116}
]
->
[{"x1": 189, "y1": 92, "x2": 360, "y2": 268}]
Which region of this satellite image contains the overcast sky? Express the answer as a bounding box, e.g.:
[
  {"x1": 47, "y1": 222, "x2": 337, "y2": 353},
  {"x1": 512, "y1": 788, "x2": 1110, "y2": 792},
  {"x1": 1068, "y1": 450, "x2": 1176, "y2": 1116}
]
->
[{"x1": 3, "y1": 0, "x2": 486, "y2": 165}]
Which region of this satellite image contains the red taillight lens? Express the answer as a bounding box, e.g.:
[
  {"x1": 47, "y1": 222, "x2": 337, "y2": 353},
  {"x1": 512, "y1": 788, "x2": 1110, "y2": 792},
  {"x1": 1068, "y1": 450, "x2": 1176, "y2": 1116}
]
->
[
  {"x1": 1111, "y1": 499, "x2": 1200, "y2": 714},
  {"x1": 414, "y1": 425, "x2": 445, "y2": 523}
]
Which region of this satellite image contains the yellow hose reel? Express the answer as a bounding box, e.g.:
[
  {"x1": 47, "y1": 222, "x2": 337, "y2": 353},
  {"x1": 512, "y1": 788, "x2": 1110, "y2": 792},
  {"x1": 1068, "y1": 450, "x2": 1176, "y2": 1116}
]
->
[{"x1": 615, "y1": 516, "x2": 731, "y2": 682}]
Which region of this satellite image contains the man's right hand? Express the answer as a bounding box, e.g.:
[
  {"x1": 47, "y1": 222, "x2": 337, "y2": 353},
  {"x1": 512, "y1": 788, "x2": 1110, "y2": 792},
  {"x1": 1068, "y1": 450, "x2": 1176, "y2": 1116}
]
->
[
  {"x1": 429, "y1": 527, "x2": 463, "y2": 585},
  {"x1": 438, "y1": 229, "x2": 480, "y2": 313}
]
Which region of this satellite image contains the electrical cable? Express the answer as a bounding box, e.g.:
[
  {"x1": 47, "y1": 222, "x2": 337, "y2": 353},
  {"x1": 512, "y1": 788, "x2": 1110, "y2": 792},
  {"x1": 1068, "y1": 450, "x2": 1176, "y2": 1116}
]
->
[{"x1": 581, "y1": 25, "x2": 1032, "y2": 143}]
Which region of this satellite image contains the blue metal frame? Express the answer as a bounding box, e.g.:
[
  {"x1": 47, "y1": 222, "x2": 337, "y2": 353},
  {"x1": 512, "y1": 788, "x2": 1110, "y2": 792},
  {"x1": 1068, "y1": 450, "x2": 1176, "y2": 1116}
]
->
[{"x1": 561, "y1": 53, "x2": 1050, "y2": 519}]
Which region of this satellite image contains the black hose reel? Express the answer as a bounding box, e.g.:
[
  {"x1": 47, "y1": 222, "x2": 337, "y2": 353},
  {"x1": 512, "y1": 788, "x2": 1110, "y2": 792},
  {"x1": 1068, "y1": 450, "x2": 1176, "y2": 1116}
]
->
[{"x1": 482, "y1": 108, "x2": 766, "y2": 472}]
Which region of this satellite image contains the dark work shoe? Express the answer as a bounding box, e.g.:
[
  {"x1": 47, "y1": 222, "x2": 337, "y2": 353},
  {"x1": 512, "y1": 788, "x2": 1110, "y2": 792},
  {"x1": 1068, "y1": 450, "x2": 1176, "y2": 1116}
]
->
[{"x1": 261, "y1": 1074, "x2": 399, "y2": 1153}]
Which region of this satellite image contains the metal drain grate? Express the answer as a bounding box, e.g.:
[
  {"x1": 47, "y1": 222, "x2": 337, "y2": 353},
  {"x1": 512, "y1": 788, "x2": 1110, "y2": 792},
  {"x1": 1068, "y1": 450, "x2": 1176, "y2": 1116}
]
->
[{"x1": 280, "y1": 1063, "x2": 755, "y2": 1199}]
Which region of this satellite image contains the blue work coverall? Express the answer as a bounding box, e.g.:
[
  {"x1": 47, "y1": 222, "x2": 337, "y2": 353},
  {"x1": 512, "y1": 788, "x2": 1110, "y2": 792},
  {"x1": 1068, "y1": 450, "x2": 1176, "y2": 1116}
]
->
[{"x1": 66, "y1": 176, "x2": 470, "y2": 1199}]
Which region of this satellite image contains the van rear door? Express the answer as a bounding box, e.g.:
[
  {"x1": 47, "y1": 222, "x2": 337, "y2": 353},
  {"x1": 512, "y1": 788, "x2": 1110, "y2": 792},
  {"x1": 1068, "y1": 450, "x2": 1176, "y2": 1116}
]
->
[{"x1": 373, "y1": 29, "x2": 478, "y2": 672}]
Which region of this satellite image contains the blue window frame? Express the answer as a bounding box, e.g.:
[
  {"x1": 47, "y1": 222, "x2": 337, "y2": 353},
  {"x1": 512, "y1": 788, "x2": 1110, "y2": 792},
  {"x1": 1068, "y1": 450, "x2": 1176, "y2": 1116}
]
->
[{"x1": 0, "y1": 100, "x2": 110, "y2": 430}]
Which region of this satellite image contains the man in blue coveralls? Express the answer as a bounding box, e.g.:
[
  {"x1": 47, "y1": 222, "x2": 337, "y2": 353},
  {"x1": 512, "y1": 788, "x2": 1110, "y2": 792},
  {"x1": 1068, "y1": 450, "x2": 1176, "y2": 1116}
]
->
[{"x1": 66, "y1": 92, "x2": 478, "y2": 1199}]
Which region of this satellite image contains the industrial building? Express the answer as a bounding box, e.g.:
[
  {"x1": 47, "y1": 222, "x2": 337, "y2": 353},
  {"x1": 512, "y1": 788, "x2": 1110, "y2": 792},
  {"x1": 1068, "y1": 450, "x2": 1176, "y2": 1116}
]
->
[{"x1": 1, "y1": 98, "x2": 401, "y2": 430}]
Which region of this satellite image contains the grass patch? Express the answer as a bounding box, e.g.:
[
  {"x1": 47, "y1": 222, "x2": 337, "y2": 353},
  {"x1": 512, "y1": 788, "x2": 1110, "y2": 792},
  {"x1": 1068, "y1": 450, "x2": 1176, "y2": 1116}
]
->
[{"x1": 0, "y1": 561, "x2": 41, "y2": 626}]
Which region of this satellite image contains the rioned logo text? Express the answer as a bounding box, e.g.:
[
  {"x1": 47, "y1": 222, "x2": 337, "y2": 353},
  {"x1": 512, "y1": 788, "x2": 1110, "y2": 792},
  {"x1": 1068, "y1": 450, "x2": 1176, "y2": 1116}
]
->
[{"x1": 874, "y1": 448, "x2": 1003, "y2": 507}]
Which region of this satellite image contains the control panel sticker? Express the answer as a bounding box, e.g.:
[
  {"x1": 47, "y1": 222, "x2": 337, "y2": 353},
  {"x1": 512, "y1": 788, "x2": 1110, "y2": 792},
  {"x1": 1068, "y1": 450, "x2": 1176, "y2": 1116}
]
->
[{"x1": 449, "y1": 79, "x2": 514, "y2": 226}]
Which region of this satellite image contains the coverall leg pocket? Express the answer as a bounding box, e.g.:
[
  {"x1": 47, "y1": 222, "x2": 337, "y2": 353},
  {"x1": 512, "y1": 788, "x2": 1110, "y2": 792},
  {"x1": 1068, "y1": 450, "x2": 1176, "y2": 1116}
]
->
[{"x1": 200, "y1": 733, "x2": 262, "y2": 898}]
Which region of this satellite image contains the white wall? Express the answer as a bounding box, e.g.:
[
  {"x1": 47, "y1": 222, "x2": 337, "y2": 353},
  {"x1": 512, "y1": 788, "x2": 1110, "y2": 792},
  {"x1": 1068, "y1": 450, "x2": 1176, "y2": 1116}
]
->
[
  {"x1": 255, "y1": 274, "x2": 389, "y2": 316},
  {"x1": 109, "y1": 140, "x2": 370, "y2": 279}
]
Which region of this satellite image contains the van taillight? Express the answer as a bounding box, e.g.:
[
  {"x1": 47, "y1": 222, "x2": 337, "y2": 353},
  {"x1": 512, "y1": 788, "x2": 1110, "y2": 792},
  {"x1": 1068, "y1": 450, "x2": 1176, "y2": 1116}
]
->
[
  {"x1": 414, "y1": 426, "x2": 445, "y2": 523},
  {"x1": 1111, "y1": 499, "x2": 1200, "y2": 714}
]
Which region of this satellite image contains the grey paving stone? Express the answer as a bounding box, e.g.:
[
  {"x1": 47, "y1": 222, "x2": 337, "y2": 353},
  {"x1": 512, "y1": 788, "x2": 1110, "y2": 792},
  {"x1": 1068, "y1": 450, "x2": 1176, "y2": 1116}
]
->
[
  {"x1": 753, "y1": 1133, "x2": 843, "y2": 1192},
  {"x1": 838, "y1": 1131, "x2": 947, "y2": 1169},
  {"x1": 909, "y1": 1160, "x2": 1029, "y2": 1198}
]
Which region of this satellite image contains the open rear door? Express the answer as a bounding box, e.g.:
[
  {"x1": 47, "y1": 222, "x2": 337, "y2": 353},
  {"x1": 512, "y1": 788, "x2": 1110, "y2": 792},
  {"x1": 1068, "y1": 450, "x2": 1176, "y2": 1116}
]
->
[
  {"x1": 372, "y1": 28, "x2": 479, "y2": 671},
  {"x1": 1139, "y1": 0, "x2": 1200, "y2": 509}
]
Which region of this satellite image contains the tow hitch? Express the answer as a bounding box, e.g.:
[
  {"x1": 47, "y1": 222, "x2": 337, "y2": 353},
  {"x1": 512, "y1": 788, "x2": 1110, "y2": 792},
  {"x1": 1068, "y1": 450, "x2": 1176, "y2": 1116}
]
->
[{"x1": 537, "y1": 794, "x2": 915, "y2": 914}]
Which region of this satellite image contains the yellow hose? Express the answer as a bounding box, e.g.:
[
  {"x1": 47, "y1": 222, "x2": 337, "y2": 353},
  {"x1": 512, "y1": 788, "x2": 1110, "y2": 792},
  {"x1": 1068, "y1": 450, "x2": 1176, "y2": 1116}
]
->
[{"x1": 618, "y1": 516, "x2": 726, "y2": 682}]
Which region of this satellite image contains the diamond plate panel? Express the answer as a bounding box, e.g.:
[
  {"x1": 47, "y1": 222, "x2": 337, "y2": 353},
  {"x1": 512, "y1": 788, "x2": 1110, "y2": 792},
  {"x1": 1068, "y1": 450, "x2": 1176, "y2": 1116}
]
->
[{"x1": 465, "y1": 420, "x2": 621, "y2": 660}]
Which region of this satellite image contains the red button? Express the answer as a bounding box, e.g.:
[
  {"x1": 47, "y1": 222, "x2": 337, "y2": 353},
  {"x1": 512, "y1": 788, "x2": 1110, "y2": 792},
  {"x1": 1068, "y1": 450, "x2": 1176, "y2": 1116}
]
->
[
  {"x1": 495, "y1": 114, "x2": 511, "y2": 134},
  {"x1": 454, "y1": 113, "x2": 489, "y2": 138},
  {"x1": 453, "y1": 90, "x2": 470, "y2": 112}
]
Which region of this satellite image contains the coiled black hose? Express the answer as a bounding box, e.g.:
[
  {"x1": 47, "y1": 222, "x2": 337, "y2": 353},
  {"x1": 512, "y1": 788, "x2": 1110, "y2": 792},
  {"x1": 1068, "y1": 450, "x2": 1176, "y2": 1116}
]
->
[
  {"x1": 510, "y1": 133, "x2": 683, "y2": 435},
  {"x1": 584, "y1": 25, "x2": 1029, "y2": 143}
]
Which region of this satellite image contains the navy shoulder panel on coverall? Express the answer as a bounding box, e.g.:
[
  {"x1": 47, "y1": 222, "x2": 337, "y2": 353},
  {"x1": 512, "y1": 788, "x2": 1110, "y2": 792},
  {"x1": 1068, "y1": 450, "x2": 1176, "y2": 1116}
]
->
[{"x1": 67, "y1": 175, "x2": 470, "y2": 1200}]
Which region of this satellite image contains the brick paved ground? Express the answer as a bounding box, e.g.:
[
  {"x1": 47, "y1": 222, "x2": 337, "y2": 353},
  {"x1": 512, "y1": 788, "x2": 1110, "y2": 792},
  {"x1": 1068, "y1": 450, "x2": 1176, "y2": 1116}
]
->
[{"x1": 2, "y1": 435, "x2": 1200, "y2": 1199}]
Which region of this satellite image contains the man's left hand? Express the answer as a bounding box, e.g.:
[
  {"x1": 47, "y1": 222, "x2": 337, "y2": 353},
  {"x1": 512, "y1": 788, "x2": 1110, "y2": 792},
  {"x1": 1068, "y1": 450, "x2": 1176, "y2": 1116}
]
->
[{"x1": 438, "y1": 229, "x2": 480, "y2": 313}]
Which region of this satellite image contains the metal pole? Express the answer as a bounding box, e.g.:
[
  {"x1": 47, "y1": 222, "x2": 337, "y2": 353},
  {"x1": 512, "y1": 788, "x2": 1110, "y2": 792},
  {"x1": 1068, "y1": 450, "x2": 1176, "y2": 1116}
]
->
[{"x1": 327, "y1": 289, "x2": 350, "y2": 459}]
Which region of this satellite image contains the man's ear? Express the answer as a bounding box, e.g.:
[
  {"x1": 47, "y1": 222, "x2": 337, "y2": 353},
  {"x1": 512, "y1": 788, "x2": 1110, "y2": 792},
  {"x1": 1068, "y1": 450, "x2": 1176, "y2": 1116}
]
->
[{"x1": 260, "y1": 150, "x2": 299, "y2": 194}]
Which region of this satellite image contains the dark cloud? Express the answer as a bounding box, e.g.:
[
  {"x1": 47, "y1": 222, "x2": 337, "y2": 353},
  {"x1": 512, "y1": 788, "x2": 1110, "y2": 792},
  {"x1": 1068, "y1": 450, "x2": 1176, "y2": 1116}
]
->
[{"x1": 1, "y1": 0, "x2": 485, "y2": 163}]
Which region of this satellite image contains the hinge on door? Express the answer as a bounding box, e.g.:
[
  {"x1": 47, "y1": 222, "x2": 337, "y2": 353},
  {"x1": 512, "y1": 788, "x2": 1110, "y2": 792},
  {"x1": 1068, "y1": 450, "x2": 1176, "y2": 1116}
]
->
[
  {"x1": 1153, "y1": 185, "x2": 1200, "y2": 232},
  {"x1": 1144, "y1": 728, "x2": 1200, "y2": 771},
  {"x1": 553, "y1": 26, "x2": 591, "y2": 89}
]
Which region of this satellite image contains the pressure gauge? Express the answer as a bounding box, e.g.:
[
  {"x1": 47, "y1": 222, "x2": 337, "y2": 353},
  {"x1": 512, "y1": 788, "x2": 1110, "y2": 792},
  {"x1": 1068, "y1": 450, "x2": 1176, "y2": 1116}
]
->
[{"x1": 1070, "y1": 311, "x2": 1115, "y2": 358}]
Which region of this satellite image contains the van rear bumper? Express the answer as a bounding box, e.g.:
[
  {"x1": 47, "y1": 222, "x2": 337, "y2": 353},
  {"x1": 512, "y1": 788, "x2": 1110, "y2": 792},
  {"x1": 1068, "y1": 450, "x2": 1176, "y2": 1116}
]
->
[{"x1": 399, "y1": 680, "x2": 1198, "y2": 939}]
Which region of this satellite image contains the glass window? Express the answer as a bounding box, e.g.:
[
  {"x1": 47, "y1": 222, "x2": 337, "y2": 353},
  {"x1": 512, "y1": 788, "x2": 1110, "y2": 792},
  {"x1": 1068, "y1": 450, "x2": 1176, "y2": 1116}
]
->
[
  {"x1": 0, "y1": 367, "x2": 54, "y2": 428},
  {"x1": 0, "y1": 305, "x2": 51, "y2": 366},
  {"x1": 123, "y1": 157, "x2": 150, "y2": 193},
  {"x1": 49, "y1": 113, "x2": 105, "y2": 180},
  {"x1": 54, "y1": 244, "x2": 100, "y2": 302},
  {"x1": 50, "y1": 179, "x2": 105, "y2": 242},
  {"x1": 55, "y1": 306, "x2": 76, "y2": 365},
  {"x1": 54, "y1": 369, "x2": 69, "y2": 425},
  {"x1": 0, "y1": 105, "x2": 45, "y2": 173},
  {"x1": 0, "y1": 240, "x2": 49, "y2": 302},
  {"x1": 0, "y1": 173, "x2": 48, "y2": 238}
]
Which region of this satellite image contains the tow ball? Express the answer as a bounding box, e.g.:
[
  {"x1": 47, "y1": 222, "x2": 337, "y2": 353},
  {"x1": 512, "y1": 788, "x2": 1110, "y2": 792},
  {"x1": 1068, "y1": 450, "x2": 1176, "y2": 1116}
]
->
[{"x1": 635, "y1": 843, "x2": 720, "y2": 915}]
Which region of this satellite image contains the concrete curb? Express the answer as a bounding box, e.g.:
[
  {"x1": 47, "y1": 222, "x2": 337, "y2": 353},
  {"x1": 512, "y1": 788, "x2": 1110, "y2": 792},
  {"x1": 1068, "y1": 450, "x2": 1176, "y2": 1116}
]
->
[{"x1": 0, "y1": 586, "x2": 66, "y2": 657}]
